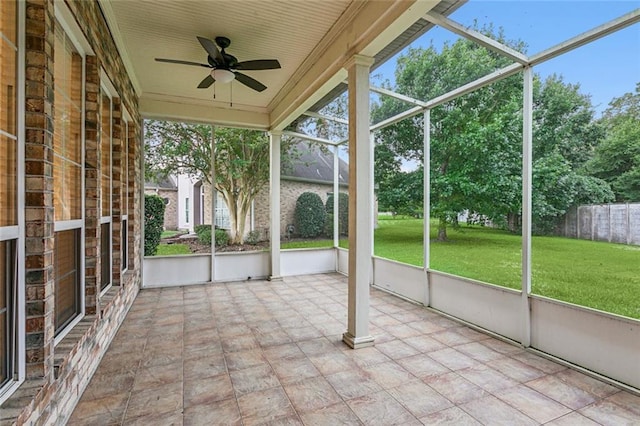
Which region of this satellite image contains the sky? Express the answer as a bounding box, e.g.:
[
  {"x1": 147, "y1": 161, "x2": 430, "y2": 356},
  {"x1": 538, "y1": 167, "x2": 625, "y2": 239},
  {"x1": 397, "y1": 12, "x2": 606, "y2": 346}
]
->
[{"x1": 372, "y1": 0, "x2": 640, "y2": 116}]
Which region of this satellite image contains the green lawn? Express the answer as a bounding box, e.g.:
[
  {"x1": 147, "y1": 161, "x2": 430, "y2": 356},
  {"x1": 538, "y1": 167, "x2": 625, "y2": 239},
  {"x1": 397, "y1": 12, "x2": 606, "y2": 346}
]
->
[
  {"x1": 374, "y1": 217, "x2": 640, "y2": 320},
  {"x1": 161, "y1": 230, "x2": 182, "y2": 239},
  {"x1": 156, "y1": 243, "x2": 191, "y2": 255}
]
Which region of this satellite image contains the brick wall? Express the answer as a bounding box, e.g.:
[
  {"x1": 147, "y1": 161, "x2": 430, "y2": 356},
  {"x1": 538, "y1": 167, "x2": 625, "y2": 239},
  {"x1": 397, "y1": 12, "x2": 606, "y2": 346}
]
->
[
  {"x1": 4, "y1": 0, "x2": 144, "y2": 424},
  {"x1": 144, "y1": 188, "x2": 179, "y2": 230}
]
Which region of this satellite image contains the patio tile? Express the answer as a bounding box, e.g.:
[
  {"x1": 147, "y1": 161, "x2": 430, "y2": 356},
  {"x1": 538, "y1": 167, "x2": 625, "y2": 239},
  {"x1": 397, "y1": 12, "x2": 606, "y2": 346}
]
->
[
  {"x1": 183, "y1": 352, "x2": 227, "y2": 380},
  {"x1": 362, "y1": 361, "x2": 417, "y2": 389},
  {"x1": 123, "y1": 409, "x2": 184, "y2": 426},
  {"x1": 237, "y1": 387, "x2": 297, "y2": 426},
  {"x1": 347, "y1": 390, "x2": 421, "y2": 426},
  {"x1": 419, "y1": 406, "x2": 482, "y2": 425},
  {"x1": 397, "y1": 353, "x2": 450, "y2": 379},
  {"x1": 221, "y1": 333, "x2": 260, "y2": 353},
  {"x1": 347, "y1": 346, "x2": 392, "y2": 368},
  {"x1": 285, "y1": 326, "x2": 323, "y2": 341},
  {"x1": 431, "y1": 329, "x2": 476, "y2": 346},
  {"x1": 132, "y1": 361, "x2": 183, "y2": 391},
  {"x1": 428, "y1": 348, "x2": 480, "y2": 371},
  {"x1": 375, "y1": 340, "x2": 421, "y2": 360},
  {"x1": 387, "y1": 380, "x2": 453, "y2": 418},
  {"x1": 426, "y1": 372, "x2": 489, "y2": 405},
  {"x1": 526, "y1": 374, "x2": 598, "y2": 410},
  {"x1": 184, "y1": 397, "x2": 241, "y2": 426},
  {"x1": 402, "y1": 335, "x2": 447, "y2": 353},
  {"x1": 125, "y1": 380, "x2": 183, "y2": 420},
  {"x1": 224, "y1": 348, "x2": 268, "y2": 371},
  {"x1": 457, "y1": 364, "x2": 519, "y2": 393},
  {"x1": 385, "y1": 323, "x2": 424, "y2": 339},
  {"x1": 479, "y1": 337, "x2": 523, "y2": 355},
  {"x1": 456, "y1": 342, "x2": 504, "y2": 363},
  {"x1": 262, "y1": 343, "x2": 306, "y2": 362},
  {"x1": 459, "y1": 394, "x2": 538, "y2": 425},
  {"x1": 325, "y1": 368, "x2": 383, "y2": 400},
  {"x1": 271, "y1": 356, "x2": 322, "y2": 384},
  {"x1": 555, "y1": 368, "x2": 619, "y2": 399},
  {"x1": 494, "y1": 384, "x2": 572, "y2": 423},
  {"x1": 486, "y1": 356, "x2": 546, "y2": 383},
  {"x1": 300, "y1": 402, "x2": 362, "y2": 425},
  {"x1": 544, "y1": 411, "x2": 601, "y2": 426},
  {"x1": 308, "y1": 352, "x2": 358, "y2": 376},
  {"x1": 184, "y1": 373, "x2": 235, "y2": 407},
  {"x1": 230, "y1": 364, "x2": 281, "y2": 395},
  {"x1": 80, "y1": 371, "x2": 136, "y2": 400},
  {"x1": 297, "y1": 337, "x2": 341, "y2": 357},
  {"x1": 67, "y1": 392, "x2": 128, "y2": 424},
  {"x1": 283, "y1": 376, "x2": 342, "y2": 412},
  {"x1": 511, "y1": 351, "x2": 567, "y2": 374},
  {"x1": 579, "y1": 399, "x2": 640, "y2": 425},
  {"x1": 606, "y1": 390, "x2": 640, "y2": 416}
]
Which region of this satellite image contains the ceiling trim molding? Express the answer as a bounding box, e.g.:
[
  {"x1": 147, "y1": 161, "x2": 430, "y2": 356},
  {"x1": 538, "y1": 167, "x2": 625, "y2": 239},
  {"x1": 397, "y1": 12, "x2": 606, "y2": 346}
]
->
[{"x1": 98, "y1": 0, "x2": 142, "y2": 96}]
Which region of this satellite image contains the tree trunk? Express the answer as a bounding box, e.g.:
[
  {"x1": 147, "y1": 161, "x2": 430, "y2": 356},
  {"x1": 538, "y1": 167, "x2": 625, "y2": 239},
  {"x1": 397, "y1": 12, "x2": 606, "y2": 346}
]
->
[{"x1": 437, "y1": 216, "x2": 448, "y2": 241}]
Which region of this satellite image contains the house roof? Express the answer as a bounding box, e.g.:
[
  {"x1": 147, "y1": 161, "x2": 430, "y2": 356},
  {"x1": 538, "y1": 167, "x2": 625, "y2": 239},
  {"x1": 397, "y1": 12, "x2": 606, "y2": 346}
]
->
[
  {"x1": 283, "y1": 141, "x2": 348, "y2": 185},
  {"x1": 144, "y1": 176, "x2": 178, "y2": 190}
]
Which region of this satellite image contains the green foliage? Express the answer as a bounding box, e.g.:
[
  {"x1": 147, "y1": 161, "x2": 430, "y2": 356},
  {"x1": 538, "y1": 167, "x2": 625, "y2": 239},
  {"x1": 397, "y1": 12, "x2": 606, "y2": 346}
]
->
[
  {"x1": 586, "y1": 83, "x2": 640, "y2": 202},
  {"x1": 215, "y1": 229, "x2": 229, "y2": 247},
  {"x1": 325, "y1": 192, "x2": 349, "y2": 235},
  {"x1": 155, "y1": 243, "x2": 191, "y2": 256},
  {"x1": 323, "y1": 213, "x2": 334, "y2": 238},
  {"x1": 144, "y1": 194, "x2": 166, "y2": 256},
  {"x1": 294, "y1": 192, "x2": 326, "y2": 238},
  {"x1": 245, "y1": 230, "x2": 261, "y2": 245},
  {"x1": 195, "y1": 224, "x2": 212, "y2": 245},
  {"x1": 374, "y1": 218, "x2": 640, "y2": 319},
  {"x1": 145, "y1": 121, "x2": 297, "y2": 244},
  {"x1": 194, "y1": 224, "x2": 229, "y2": 247}
]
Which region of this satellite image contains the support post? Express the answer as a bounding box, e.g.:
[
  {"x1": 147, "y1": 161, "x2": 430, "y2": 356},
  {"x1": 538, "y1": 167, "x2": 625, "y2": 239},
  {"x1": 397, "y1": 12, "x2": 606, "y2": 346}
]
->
[
  {"x1": 521, "y1": 67, "x2": 533, "y2": 347},
  {"x1": 423, "y1": 110, "x2": 431, "y2": 306},
  {"x1": 343, "y1": 55, "x2": 375, "y2": 349},
  {"x1": 333, "y1": 146, "x2": 339, "y2": 248},
  {"x1": 210, "y1": 125, "x2": 216, "y2": 282},
  {"x1": 269, "y1": 131, "x2": 282, "y2": 281}
]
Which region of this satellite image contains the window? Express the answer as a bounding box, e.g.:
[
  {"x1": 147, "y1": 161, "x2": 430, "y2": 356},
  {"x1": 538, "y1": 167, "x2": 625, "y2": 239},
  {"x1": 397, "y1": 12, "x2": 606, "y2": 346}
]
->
[
  {"x1": 121, "y1": 118, "x2": 129, "y2": 272},
  {"x1": 215, "y1": 192, "x2": 231, "y2": 229},
  {"x1": 185, "y1": 198, "x2": 189, "y2": 224},
  {"x1": 54, "y1": 230, "x2": 80, "y2": 332},
  {"x1": 53, "y1": 19, "x2": 84, "y2": 336},
  {"x1": 100, "y1": 90, "x2": 111, "y2": 291},
  {"x1": 0, "y1": 0, "x2": 20, "y2": 398}
]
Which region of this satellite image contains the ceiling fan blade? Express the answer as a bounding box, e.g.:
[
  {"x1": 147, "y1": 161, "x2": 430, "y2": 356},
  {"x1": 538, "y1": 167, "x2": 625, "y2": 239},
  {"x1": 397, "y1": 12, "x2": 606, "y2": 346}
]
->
[
  {"x1": 234, "y1": 72, "x2": 267, "y2": 92},
  {"x1": 155, "y1": 58, "x2": 210, "y2": 68},
  {"x1": 197, "y1": 74, "x2": 215, "y2": 89},
  {"x1": 197, "y1": 36, "x2": 224, "y2": 64},
  {"x1": 235, "y1": 59, "x2": 281, "y2": 71}
]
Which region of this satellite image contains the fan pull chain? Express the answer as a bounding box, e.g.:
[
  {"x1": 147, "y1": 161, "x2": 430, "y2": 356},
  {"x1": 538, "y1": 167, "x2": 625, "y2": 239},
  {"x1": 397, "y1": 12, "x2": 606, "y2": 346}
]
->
[
  {"x1": 213, "y1": 84, "x2": 216, "y2": 100},
  {"x1": 230, "y1": 82, "x2": 233, "y2": 107}
]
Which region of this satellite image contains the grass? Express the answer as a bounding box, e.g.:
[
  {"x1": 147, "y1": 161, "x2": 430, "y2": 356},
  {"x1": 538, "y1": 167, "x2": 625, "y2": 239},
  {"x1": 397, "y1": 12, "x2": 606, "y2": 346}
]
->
[
  {"x1": 161, "y1": 230, "x2": 182, "y2": 239},
  {"x1": 374, "y1": 216, "x2": 640, "y2": 320},
  {"x1": 155, "y1": 243, "x2": 191, "y2": 255},
  {"x1": 281, "y1": 239, "x2": 348, "y2": 249}
]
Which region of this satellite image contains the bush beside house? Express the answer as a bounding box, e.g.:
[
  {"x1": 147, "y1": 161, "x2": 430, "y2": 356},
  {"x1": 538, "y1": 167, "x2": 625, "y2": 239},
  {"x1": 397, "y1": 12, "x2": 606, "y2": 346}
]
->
[
  {"x1": 145, "y1": 194, "x2": 166, "y2": 256},
  {"x1": 295, "y1": 192, "x2": 327, "y2": 238}
]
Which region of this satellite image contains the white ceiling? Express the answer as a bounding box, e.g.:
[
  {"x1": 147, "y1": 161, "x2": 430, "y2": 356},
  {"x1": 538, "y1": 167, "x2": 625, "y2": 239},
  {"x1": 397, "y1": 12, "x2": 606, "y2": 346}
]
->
[
  {"x1": 101, "y1": 1, "x2": 449, "y2": 129},
  {"x1": 104, "y1": 0, "x2": 354, "y2": 113}
]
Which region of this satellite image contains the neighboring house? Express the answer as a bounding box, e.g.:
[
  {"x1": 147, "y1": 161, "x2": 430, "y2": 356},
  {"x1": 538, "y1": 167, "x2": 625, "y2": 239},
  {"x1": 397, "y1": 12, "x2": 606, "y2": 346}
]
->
[
  {"x1": 144, "y1": 177, "x2": 179, "y2": 230},
  {"x1": 176, "y1": 141, "x2": 349, "y2": 238}
]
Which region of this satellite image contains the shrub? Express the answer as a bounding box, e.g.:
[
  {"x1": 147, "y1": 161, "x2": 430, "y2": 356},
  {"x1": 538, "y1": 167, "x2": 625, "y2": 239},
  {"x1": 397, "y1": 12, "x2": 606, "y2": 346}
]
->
[
  {"x1": 215, "y1": 229, "x2": 229, "y2": 247},
  {"x1": 325, "y1": 192, "x2": 349, "y2": 235},
  {"x1": 324, "y1": 213, "x2": 334, "y2": 238},
  {"x1": 195, "y1": 224, "x2": 212, "y2": 245},
  {"x1": 144, "y1": 194, "x2": 166, "y2": 256},
  {"x1": 195, "y1": 225, "x2": 229, "y2": 247},
  {"x1": 245, "y1": 230, "x2": 261, "y2": 245},
  {"x1": 294, "y1": 192, "x2": 326, "y2": 238}
]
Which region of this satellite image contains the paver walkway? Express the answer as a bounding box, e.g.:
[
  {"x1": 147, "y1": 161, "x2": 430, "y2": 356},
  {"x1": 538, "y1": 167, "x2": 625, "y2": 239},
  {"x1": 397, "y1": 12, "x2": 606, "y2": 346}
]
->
[{"x1": 68, "y1": 273, "x2": 640, "y2": 425}]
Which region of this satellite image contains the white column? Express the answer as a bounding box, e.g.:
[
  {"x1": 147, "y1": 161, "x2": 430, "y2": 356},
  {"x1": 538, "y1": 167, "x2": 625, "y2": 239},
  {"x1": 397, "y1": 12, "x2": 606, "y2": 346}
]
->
[
  {"x1": 333, "y1": 146, "x2": 339, "y2": 248},
  {"x1": 343, "y1": 54, "x2": 375, "y2": 349},
  {"x1": 269, "y1": 131, "x2": 282, "y2": 280},
  {"x1": 521, "y1": 67, "x2": 533, "y2": 347},
  {"x1": 210, "y1": 125, "x2": 216, "y2": 282},
  {"x1": 423, "y1": 110, "x2": 431, "y2": 306}
]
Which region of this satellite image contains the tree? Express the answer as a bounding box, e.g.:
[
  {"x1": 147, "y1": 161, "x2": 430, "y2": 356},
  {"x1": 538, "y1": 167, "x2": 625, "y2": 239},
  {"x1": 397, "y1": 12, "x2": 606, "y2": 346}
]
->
[
  {"x1": 145, "y1": 121, "x2": 291, "y2": 244},
  {"x1": 586, "y1": 83, "x2": 640, "y2": 202}
]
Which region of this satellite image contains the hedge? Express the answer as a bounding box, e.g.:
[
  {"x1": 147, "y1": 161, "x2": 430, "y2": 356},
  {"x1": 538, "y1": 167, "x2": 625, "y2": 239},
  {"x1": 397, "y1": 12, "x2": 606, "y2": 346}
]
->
[
  {"x1": 195, "y1": 224, "x2": 229, "y2": 247},
  {"x1": 144, "y1": 194, "x2": 166, "y2": 256},
  {"x1": 294, "y1": 192, "x2": 326, "y2": 238},
  {"x1": 325, "y1": 192, "x2": 349, "y2": 236}
]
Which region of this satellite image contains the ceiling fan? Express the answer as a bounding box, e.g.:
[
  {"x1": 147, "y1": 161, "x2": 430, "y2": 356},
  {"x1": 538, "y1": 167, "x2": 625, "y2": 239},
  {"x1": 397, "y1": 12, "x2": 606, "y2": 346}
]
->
[{"x1": 155, "y1": 36, "x2": 281, "y2": 92}]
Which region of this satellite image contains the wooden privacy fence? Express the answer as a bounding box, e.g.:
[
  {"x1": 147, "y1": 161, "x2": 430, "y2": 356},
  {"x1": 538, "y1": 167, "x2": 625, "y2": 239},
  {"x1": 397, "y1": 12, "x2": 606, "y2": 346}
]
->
[{"x1": 556, "y1": 203, "x2": 640, "y2": 245}]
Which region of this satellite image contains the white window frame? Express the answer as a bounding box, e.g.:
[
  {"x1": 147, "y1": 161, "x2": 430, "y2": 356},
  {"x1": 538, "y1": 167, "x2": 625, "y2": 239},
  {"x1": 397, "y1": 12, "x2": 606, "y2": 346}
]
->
[
  {"x1": 52, "y1": 2, "x2": 93, "y2": 346},
  {"x1": 121, "y1": 110, "x2": 131, "y2": 273},
  {"x1": 0, "y1": 0, "x2": 26, "y2": 405}
]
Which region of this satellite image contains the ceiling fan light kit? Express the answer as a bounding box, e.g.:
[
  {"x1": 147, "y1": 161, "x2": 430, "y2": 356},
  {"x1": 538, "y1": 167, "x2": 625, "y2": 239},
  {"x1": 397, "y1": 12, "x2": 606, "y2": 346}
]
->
[
  {"x1": 212, "y1": 68, "x2": 235, "y2": 83},
  {"x1": 155, "y1": 36, "x2": 281, "y2": 92}
]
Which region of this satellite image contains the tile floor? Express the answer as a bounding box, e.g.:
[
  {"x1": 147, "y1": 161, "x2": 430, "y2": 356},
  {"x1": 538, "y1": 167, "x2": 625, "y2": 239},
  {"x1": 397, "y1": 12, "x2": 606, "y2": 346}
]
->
[{"x1": 68, "y1": 273, "x2": 640, "y2": 425}]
